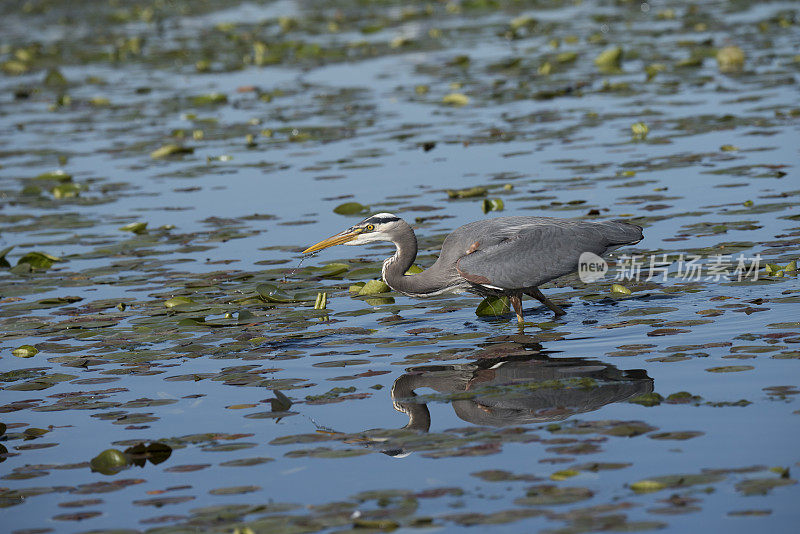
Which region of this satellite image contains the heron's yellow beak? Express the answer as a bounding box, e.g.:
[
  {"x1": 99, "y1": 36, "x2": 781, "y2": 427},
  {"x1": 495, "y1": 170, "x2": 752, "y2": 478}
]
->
[{"x1": 302, "y1": 229, "x2": 361, "y2": 253}]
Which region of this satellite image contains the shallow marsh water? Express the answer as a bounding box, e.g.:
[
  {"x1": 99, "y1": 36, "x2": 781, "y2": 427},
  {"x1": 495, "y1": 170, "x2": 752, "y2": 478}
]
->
[{"x1": 1, "y1": 0, "x2": 799, "y2": 532}]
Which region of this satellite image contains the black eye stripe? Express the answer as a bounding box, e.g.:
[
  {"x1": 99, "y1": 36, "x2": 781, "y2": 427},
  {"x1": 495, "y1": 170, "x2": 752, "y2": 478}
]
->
[{"x1": 365, "y1": 217, "x2": 398, "y2": 225}]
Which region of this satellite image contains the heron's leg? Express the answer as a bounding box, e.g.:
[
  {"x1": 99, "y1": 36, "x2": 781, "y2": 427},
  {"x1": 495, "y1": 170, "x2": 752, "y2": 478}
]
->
[
  {"x1": 509, "y1": 295, "x2": 524, "y2": 324},
  {"x1": 526, "y1": 287, "x2": 565, "y2": 317}
]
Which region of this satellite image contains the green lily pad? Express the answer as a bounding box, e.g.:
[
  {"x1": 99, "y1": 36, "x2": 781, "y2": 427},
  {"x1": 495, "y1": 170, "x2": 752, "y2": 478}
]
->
[
  {"x1": 631, "y1": 122, "x2": 649, "y2": 140},
  {"x1": 706, "y1": 365, "x2": 754, "y2": 373},
  {"x1": 447, "y1": 186, "x2": 486, "y2": 199},
  {"x1": 630, "y1": 480, "x2": 667, "y2": 493},
  {"x1": 595, "y1": 46, "x2": 623, "y2": 70},
  {"x1": 476, "y1": 296, "x2": 510, "y2": 316},
  {"x1": 550, "y1": 469, "x2": 580, "y2": 481},
  {"x1": 611, "y1": 284, "x2": 632, "y2": 295},
  {"x1": 629, "y1": 393, "x2": 663, "y2": 406},
  {"x1": 35, "y1": 170, "x2": 72, "y2": 182},
  {"x1": 37, "y1": 296, "x2": 82, "y2": 307},
  {"x1": 151, "y1": 144, "x2": 194, "y2": 159},
  {"x1": 556, "y1": 51, "x2": 578, "y2": 63},
  {"x1": 482, "y1": 198, "x2": 504, "y2": 213},
  {"x1": 237, "y1": 309, "x2": 255, "y2": 323},
  {"x1": 177, "y1": 317, "x2": 205, "y2": 326},
  {"x1": 90, "y1": 449, "x2": 130, "y2": 476},
  {"x1": 516, "y1": 484, "x2": 593, "y2": 506},
  {"x1": 349, "y1": 282, "x2": 366, "y2": 292},
  {"x1": 191, "y1": 92, "x2": 228, "y2": 106},
  {"x1": 320, "y1": 262, "x2": 349, "y2": 277},
  {"x1": 717, "y1": 45, "x2": 745, "y2": 72},
  {"x1": 12, "y1": 345, "x2": 39, "y2": 358},
  {"x1": 736, "y1": 477, "x2": 796, "y2": 496},
  {"x1": 209, "y1": 485, "x2": 261, "y2": 495},
  {"x1": 0, "y1": 245, "x2": 12, "y2": 268},
  {"x1": 43, "y1": 68, "x2": 68, "y2": 86},
  {"x1": 17, "y1": 252, "x2": 62, "y2": 270},
  {"x1": 119, "y1": 222, "x2": 148, "y2": 234},
  {"x1": 630, "y1": 473, "x2": 725, "y2": 494},
  {"x1": 256, "y1": 283, "x2": 294, "y2": 302},
  {"x1": 52, "y1": 183, "x2": 82, "y2": 199},
  {"x1": 219, "y1": 457, "x2": 274, "y2": 467},
  {"x1": 358, "y1": 280, "x2": 390, "y2": 295},
  {"x1": 648, "y1": 431, "x2": 704, "y2": 440},
  {"x1": 364, "y1": 296, "x2": 394, "y2": 306},
  {"x1": 333, "y1": 202, "x2": 369, "y2": 215},
  {"x1": 442, "y1": 93, "x2": 469, "y2": 106},
  {"x1": 164, "y1": 296, "x2": 194, "y2": 308}
]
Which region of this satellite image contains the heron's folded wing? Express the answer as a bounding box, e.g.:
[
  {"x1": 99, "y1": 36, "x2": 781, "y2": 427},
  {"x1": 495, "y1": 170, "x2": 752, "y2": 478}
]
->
[{"x1": 455, "y1": 222, "x2": 637, "y2": 289}]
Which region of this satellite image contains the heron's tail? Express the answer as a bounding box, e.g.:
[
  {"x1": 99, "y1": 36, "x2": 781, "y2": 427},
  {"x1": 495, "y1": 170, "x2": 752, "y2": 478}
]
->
[{"x1": 602, "y1": 220, "x2": 644, "y2": 246}]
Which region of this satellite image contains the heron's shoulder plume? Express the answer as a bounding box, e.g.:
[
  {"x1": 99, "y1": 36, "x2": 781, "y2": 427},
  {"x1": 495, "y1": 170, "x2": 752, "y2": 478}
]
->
[{"x1": 363, "y1": 212, "x2": 402, "y2": 225}]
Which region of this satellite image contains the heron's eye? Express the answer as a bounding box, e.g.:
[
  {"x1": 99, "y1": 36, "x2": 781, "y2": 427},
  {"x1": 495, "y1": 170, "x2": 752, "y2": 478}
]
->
[{"x1": 365, "y1": 224, "x2": 375, "y2": 232}]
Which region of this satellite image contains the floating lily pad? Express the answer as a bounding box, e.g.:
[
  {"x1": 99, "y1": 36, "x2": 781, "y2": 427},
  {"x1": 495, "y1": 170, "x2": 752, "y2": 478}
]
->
[
  {"x1": 164, "y1": 296, "x2": 194, "y2": 308},
  {"x1": 119, "y1": 222, "x2": 148, "y2": 234},
  {"x1": 630, "y1": 480, "x2": 667, "y2": 493},
  {"x1": 611, "y1": 284, "x2": 632, "y2": 295},
  {"x1": 151, "y1": 144, "x2": 194, "y2": 159},
  {"x1": 516, "y1": 484, "x2": 593, "y2": 506},
  {"x1": 333, "y1": 202, "x2": 369, "y2": 215},
  {"x1": 12, "y1": 345, "x2": 39, "y2": 358},
  {"x1": 320, "y1": 262, "x2": 349, "y2": 277},
  {"x1": 736, "y1": 477, "x2": 796, "y2": 496},
  {"x1": 52, "y1": 183, "x2": 82, "y2": 199},
  {"x1": 628, "y1": 393, "x2": 663, "y2": 407},
  {"x1": 17, "y1": 252, "x2": 62, "y2": 270},
  {"x1": 35, "y1": 170, "x2": 73, "y2": 182},
  {"x1": 649, "y1": 431, "x2": 704, "y2": 440},
  {"x1": 358, "y1": 280, "x2": 390, "y2": 295},
  {"x1": 476, "y1": 296, "x2": 510, "y2": 316},
  {"x1": 717, "y1": 45, "x2": 745, "y2": 72},
  {"x1": 442, "y1": 93, "x2": 469, "y2": 106},
  {"x1": 90, "y1": 449, "x2": 130, "y2": 476},
  {"x1": 0, "y1": 246, "x2": 12, "y2": 268},
  {"x1": 191, "y1": 92, "x2": 228, "y2": 106},
  {"x1": 209, "y1": 485, "x2": 261, "y2": 495},
  {"x1": 256, "y1": 283, "x2": 295, "y2": 302},
  {"x1": 706, "y1": 365, "x2": 754, "y2": 373},
  {"x1": 631, "y1": 122, "x2": 649, "y2": 140},
  {"x1": 595, "y1": 46, "x2": 623, "y2": 70},
  {"x1": 550, "y1": 469, "x2": 580, "y2": 481},
  {"x1": 630, "y1": 473, "x2": 725, "y2": 494},
  {"x1": 482, "y1": 198, "x2": 504, "y2": 213},
  {"x1": 447, "y1": 186, "x2": 487, "y2": 199}
]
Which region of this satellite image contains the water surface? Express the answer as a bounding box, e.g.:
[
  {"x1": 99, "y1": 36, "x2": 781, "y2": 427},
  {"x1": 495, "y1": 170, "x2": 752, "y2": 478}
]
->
[{"x1": 1, "y1": 0, "x2": 799, "y2": 532}]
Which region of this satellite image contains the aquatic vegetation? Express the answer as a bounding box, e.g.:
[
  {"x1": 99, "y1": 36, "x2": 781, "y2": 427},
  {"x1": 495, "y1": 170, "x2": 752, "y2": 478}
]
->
[{"x1": 0, "y1": 0, "x2": 798, "y2": 531}]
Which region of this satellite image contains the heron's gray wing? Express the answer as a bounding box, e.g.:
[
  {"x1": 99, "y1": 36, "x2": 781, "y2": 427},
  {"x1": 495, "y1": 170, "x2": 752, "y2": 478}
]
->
[{"x1": 455, "y1": 220, "x2": 641, "y2": 289}]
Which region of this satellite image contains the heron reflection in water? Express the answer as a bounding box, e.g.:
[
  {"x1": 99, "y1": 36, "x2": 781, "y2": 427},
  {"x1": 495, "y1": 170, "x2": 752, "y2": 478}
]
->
[
  {"x1": 304, "y1": 213, "x2": 643, "y2": 322},
  {"x1": 332, "y1": 348, "x2": 653, "y2": 458},
  {"x1": 390, "y1": 354, "x2": 653, "y2": 432}
]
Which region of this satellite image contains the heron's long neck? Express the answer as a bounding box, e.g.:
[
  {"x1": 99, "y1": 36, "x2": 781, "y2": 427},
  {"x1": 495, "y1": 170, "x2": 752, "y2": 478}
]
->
[
  {"x1": 381, "y1": 222, "x2": 419, "y2": 294},
  {"x1": 391, "y1": 373, "x2": 431, "y2": 432}
]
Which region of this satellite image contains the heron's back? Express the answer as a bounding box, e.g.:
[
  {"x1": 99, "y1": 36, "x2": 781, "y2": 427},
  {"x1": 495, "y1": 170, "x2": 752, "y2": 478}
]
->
[{"x1": 440, "y1": 216, "x2": 643, "y2": 291}]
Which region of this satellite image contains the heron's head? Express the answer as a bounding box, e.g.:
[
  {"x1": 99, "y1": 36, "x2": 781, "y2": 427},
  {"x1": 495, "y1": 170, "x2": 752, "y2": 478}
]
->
[{"x1": 302, "y1": 213, "x2": 405, "y2": 253}]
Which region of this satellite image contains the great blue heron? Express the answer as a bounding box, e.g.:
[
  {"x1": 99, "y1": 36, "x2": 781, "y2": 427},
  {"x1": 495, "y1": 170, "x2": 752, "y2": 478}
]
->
[
  {"x1": 391, "y1": 355, "x2": 654, "y2": 430},
  {"x1": 303, "y1": 213, "x2": 643, "y2": 322}
]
